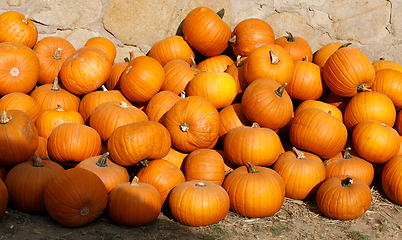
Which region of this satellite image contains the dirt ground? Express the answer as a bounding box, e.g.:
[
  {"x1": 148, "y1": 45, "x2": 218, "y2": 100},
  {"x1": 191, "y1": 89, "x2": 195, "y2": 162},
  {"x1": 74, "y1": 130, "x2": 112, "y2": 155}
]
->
[{"x1": 0, "y1": 179, "x2": 401, "y2": 240}]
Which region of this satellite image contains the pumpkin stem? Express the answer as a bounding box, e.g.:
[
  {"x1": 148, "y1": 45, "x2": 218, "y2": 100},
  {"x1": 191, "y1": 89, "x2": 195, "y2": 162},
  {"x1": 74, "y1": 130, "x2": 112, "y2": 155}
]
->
[
  {"x1": 80, "y1": 207, "x2": 90, "y2": 216},
  {"x1": 338, "y1": 43, "x2": 352, "y2": 50},
  {"x1": 180, "y1": 91, "x2": 186, "y2": 98},
  {"x1": 304, "y1": 56, "x2": 309, "y2": 62},
  {"x1": 275, "y1": 83, "x2": 287, "y2": 97},
  {"x1": 180, "y1": 122, "x2": 190, "y2": 132},
  {"x1": 357, "y1": 82, "x2": 371, "y2": 92},
  {"x1": 0, "y1": 111, "x2": 12, "y2": 124},
  {"x1": 341, "y1": 177, "x2": 353, "y2": 187},
  {"x1": 269, "y1": 50, "x2": 280, "y2": 65},
  {"x1": 101, "y1": 85, "x2": 108, "y2": 91},
  {"x1": 22, "y1": 14, "x2": 29, "y2": 25},
  {"x1": 56, "y1": 104, "x2": 64, "y2": 111},
  {"x1": 195, "y1": 182, "x2": 207, "y2": 187},
  {"x1": 131, "y1": 176, "x2": 140, "y2": 186},
  {"x1": 189, "y1": 55, "x2": 197, "y2": 69},
  {"x1": 245, "y1": 162, "x2": 260, "y2": 174},
  {"x1": 286, "y1": 32, "x2": 295, "y2": 42},
  {"x1": 216, "y1": 8, "x2": 225, "y2": 19},
  {"x1": 328, "y1": 110, "x2": 333, "y2": 116},
  {"x1": 229, "y1": 35, "x2": 237, "y2": 44},
  {"x1": 140, "y1": 159, "x2": 149, "y2": 167},
  {"x1": 292, "y1": 147, "x2": 306, "y2": 159},
  {"x1": 129, "y1": 50, "x2": 134, "y2": 62},
  {"x1": 32, "y1": 154, "x2": 44, "y2": 167},
  {"x1": 10, "y1": 67, "x2": 20, "y2": 77},
  {"x1": 52, "y1": 47, "x2": 62, "y2": 61},
  {"x1": 51, "y1": 78, "x2": 61, "y2": 91},
  {"x1": 120, "y1": 101, "x2": 129, "y2": 109},
  {"x1": 95, "y1": 152, "x2": 109, "y2": 167},
  {"x1": 343, "y1": 147, "x2": 352, "y2": 159},
  {"x1": 379, "y1": 57, "x2": 385, "y2": 61},
  {"x1": 251, "y1": 122, "x2": 260, "y2": 128}
]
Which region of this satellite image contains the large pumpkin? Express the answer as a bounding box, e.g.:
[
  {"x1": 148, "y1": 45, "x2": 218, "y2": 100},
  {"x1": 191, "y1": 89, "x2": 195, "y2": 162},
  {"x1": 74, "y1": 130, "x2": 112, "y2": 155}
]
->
[
  {"x1": 44, "y1": 168, "x2": 108, "y2": 227},
  {"x1": 0, "y1": 11, "x2": 37, "y2": 48}
]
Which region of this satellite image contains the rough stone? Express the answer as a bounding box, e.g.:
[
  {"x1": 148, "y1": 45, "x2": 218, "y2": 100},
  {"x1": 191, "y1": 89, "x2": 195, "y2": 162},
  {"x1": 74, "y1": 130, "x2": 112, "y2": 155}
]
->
[
  {"x1": 231, "y1": 0, "x2": 274, "y2": 24},
  {"x1": 312, "y1": 32, "x2": 334, "y2": 53},
  {"x1": 355, "y1": 43, "x2": 402, "y2": 64},
  {"x1": 103, "y1": 0, "x2": 181, "y2": 48},
  {"x1": 30, "y1": 0, "x2": 103, "y2": 29},
  {"x1": 330, "y1": 0, "x2": 391, "y2": 43},
  {"x1": 309, "y1": 9, "x2": 332, "y2": 31},
  {"x1": 391, "y1": 5, "x2": 402, "y2": 40},
  {"x1": 7, "y1": 0, "x2": 30, "y2": 7},
  {"x1": 39, "y1": 29, "x2": 99, "y2": 50},
  {"x1": 115, "y1": 46, "x2": 145, "y2": 63},
  {"x1": 274, "y1": 0, "x2": 326, "y2": 8},
  {"x1": 265, "y1": 11, "x2": 315, "y2": 42}
]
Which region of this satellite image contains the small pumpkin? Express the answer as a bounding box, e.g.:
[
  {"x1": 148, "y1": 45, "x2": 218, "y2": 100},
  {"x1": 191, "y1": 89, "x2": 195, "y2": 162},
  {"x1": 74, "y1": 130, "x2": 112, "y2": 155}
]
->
[
  {"x1": 0, "y1": 178, "x2": 8, "y2": 219},
  {"x1": 0, "y1": 11, "x2": 38, "y2": 48},
  {"x1": 84, "y1": 37, "x2": 116, "y2": 64},
  {"x1": 0, "y1": 92, "x2": 42, "y2": 124},
  {"x1": 145, "y1": 91, "x2": 182, "y2": 123},
  {"x1": 294, "y1": 99, "x2": 343, "y2": 122},
  {"x1": 382, "y1": 155, "x2": 402, "y2": 205},
  {"x1": 196, "y1": 55, "x2": 234, "y2": 72},
  {"x1": 275, "y1": 32, "x2": 313, "y2": 62},
  {"x1": 149, "y1": 35, "x2": 194, "y2": 66},
  {"x1": 372, "y1": 57, "x2": 402, "y2": 73},
  {"x1": 162, "y1": 58, "x2": 198, "y2": 95},
  {"x1": 371, "y1": 68, "x2": 402, "y2": 110}
]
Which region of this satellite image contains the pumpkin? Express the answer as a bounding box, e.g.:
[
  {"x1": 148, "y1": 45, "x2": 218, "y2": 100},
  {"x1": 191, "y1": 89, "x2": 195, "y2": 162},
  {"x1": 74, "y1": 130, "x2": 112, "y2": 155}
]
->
[
  {"x1": 169, "y1": 180, "x2": 230, "y2": 227},
  {"x1": 89, "y1": 101, "x2": 148, "y2": 143},
  {"x1": 316, "y1": 175, "x2": 372, "y2": 220},
  {"x1": 161, "y1": 147, "x2": 189, "y2": 170},
  {"x1": 34, "y1": 136, "x2": 49, "y2": 159},
  {"x1": 84, "y1": 37, "x2": 116, "y2": 64},
  {"x1": 59, "y1": 46, "x2": 112, "y2": 95},
  {"x1": 223, "y1": 122, "x2": 283, "y2": 167},
  {"x1": 273, "y1": 147, "x2": 325, "y2": 200},
  {"x1": 352, "y1": 120, "x2": 400, "y2": 164},
  {"x1": 275, "y1": 32, "x2": 313, "y2": 62},
  {"x1": 322, "y1": 44, "x2": 375, "y2": 97},
  {"x1": 182, "y1": 7, "x2": 231, "y2": 57},
  {"x1": 75, "y1": 152, "x2": 129, "y2": 193},
  {"x1": 149, "y1": 35, "x2": 194, "y2": 66},
  {"x1": 0, "y1": 42, "x2": 40, "y2": 96},
  {"x1": 137, "y1": 159, "x2": 185, "y2": 205},
  {"x1": 44, "y1": 168, "x2": 108, "y2": 227},
  {"x1": 344, "y1": 91, "x2": 396, "y2": 132},
  {"x1": 313, "y1": 42, "x2": 347, "y2": 70},
  {"x1": 107, "y1": 176, "x2": 162, "y2": 226},
  {"x1": 183, "y1": 149, "x2": 226, "y2": 186},
  {"x1": 324, "y1": 147, "x2": 374, "y2": 186},
  {"x1": 35, "y1": 104, "x2": 85, "y2": 139},
  {"x1": 0, "y1": 110, "x2": 38, "y2": 165},
  {"x1": 0, "y1": 92, "x2": 41, "y2": 124},
  {"x1": 145, "y1": 91, "x2": 182, "y2": 123},
  {"x1": 382, "y1": 155, "x2": 402, "y2": 205},
  {"x1": 47, "y1": 123, "x2": 102, "y2": 167},
  {"x1": 218, "y1": 103, "x2": 251, "y2": 148},
  {"x1": 107, "y1": 121, "x2": 171, "y2": 167},
  {"x1": 30, "y1": 77, "x2": 80, "y2": 111},
  {"x1": 396, "y1": 110, "x2": 402, "y2": 136},
  {"x1": 186, "y1": 71, "x2": 238, "y2": 109},
  {"x1": 289, "y1": 108, "x2": 348, "y2": 159},
  {"x1": 33, "y1": 36, "x2": 76, "y2": 85},
  {"x1": 120, "y1": 56, "x2": 165, "y2": 103},
  {"x1": 196, "y1": 55, "x2": 234, "y2": 72},
  {"x1": 0, "y1": 11, "x2": 37, "y2": 48},
  {"x1": 0, "y1": 178, "x2": 8, "y2": 219},
  {"x1": 163, "y1": 96, "x2": 220, "y2": 152},
  {"x1": 162, "y1": 58, "x2": 198, "y2": 95},
  {"x1": 241, "y1": 78, "x2": 293, "y2": 131},
  {"x1": 294, "y1": 99, "x2": 343, "y2": 122},
  {"x1": 223, "y1": 162, "x2": 285, "y2": 218},
  {"x1": 371, "y1": 68, "x2": 402, "y2": 110},
  {"x1": 230, "y1": 18, "x2": 275, "y2": 57},
  {"x1": 224, "y1": 55, "x2": 248, "y2": 95},
  {"x1": 243, "y1": 44, "x2": 295, "y2": 85},
  {"x1": 105, "y1": 51, "x2": 134, "y2": 90},
  {"x1": 372, "y1": 57, "x2": 402, "y2": 73},
  {"x1": 5, "y1": 154, "x2": 65, "y2": 214},
  {"x1": 0, "y1": 166, "x2": 8, "y2": 181},
  {"x1": 320, "y1": 91, "x2": 350, "y2": 113}
]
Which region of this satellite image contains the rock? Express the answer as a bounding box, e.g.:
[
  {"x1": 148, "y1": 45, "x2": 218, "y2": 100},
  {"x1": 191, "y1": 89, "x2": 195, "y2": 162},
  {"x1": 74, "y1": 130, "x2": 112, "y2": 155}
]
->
[
  {"x1": 274, "y1": 0, "x2": 325, "y2": 8},
  {"x1": 309, "y1": 9, "x2": 332, "y2": 31},
  {"x1": 115, "y1": 46, "x2": 145, "y2": 64}
]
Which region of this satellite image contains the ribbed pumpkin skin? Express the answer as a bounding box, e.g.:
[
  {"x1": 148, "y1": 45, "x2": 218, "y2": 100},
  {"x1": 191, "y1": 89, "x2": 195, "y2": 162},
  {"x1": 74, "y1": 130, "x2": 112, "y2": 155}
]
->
[
  {"x1": 5, "y1": 155, "x2": 65, "y2": 214},
  {"x1": 0, "y1": 92, "x2": 42, "y2": 124},
  {"x1": 352, "y1": 120, "x2": 400, "y2": 164},
  {"x1": 313, "y1": 42, "x2": 345, "y2": 69},
  {"x1": 107, "y1": 121, "x2": 171, "y2": 167},
  {"x1": 0, "y1": 110, "x2": 38, "y2": 165},
  {"x1": 85, "y1": 37, "x2": 116, "y2": 64},
  {"x1": 47, "y1": 123, "x2": 102, "y2": 167},
  {"x1": 230, "y1": 18, "x2": 275, "y2": 57},
  {"x1": 0, "y1": 178, "x2": 8, "y2": 219},
  {"x1": 106, "y1": 61, "x2": 127, "y2": 90},
  {"x1": 169, "y1": 180, "x2": 230, "y2": 227},
  {"x1": 0, "y1": 11, "x2": 37, "y2": 48},
  {"x1": 120, "y1": 56, "x2": 165, "y2": 103},
  {"x1": 0, "y1": 42, "x2": 40, "y2": 96},
  {"x1": 294, "y1": 100, "x2": 343, "y2": 122},
  {"x1": 223, "y1": 163, "x2": 285, "y2": 218},
  {"x1": 149, "y1": 35, "x2": 194, "y2": 66},
  {"x1": 44, "y1": 168, "x2": 108, "y2": 228},
  {"x1": 289, "y1": 108, "x2": 348, "y2": 159},
  {"x1": 196, "y1": 55, "x2": 234, "y2": 73},
  {"x1": 323, "y1": 46, "x2": 375, "y2": 97},
  {"x1": 145, "y1": 91, "x2": 182, "y2": 123},
  {"x1": 372, "y1": 58, "x2": 402, "y2": 73},
  {"x1": 316, "y1": 175, "x2": 372, "y2": 220},
  {"x1": 75, "y1": 153, "x2": 129, "y2": 193},
  {"x1": 382, "y1": 155, "x2": 402, "y2": 205},
  {"x1": 344, "y1": 91, "x2": 396, "y2": 132},
  {"x1": 163, "y1": 96, "x2": 220, "y2": 152},
  {"x1": 274, "y1": 32, "x2": 313, "y2": 62},
  {"x1": 107, "y1": 178, "x2": 162, "y2": 226},
  {"x1": 162, "y1": 59, "x2": 198, "y2": 95},
  {"x1": 371, "y1": 68, "x2": 402, "y2": 110},
  {"x1": 33, "y1": 36, "x2": 76, "y2": 85},
  {"x1": 162, "y1": 147, "x2": 188, "y2": 170},
  {"x1": 218, "y1": 103, "x2": 251, "y2": 145},
  {"x1": 137, "y1": 159, "x2": 185, "y2": 205},
  {"x1": 34, "y1": 136, "x2": 49, "y2": 159},
  {"x1": 59, "y1": 46, "x2": 112, "y2": 95},
  {"x1": 182, "y1": 7, "x2": 231, "y2": 57},
  {"x1": 273, "y1": 148, "x2": 325, "y2": 200}
]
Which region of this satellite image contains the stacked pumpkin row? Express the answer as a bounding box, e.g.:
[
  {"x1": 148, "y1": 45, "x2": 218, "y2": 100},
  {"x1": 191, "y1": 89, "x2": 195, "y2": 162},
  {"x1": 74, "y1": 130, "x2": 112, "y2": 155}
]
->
[{"x1": 1, "y1": 6, "x2": 402, "y2": 229}]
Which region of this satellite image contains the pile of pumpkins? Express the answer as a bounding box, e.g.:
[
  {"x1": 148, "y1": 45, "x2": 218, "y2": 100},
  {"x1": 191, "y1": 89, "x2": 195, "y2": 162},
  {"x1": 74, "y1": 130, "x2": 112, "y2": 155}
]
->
[{"x1": 1, "y1": 6, "x2": 402, "y2": 228}]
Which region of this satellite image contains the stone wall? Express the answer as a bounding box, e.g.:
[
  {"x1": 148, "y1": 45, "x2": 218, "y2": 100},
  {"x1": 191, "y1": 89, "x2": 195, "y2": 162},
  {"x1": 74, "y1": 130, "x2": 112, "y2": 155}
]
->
[{"x1": 1, "y1": 0, "x2": 400, "y2": 64}]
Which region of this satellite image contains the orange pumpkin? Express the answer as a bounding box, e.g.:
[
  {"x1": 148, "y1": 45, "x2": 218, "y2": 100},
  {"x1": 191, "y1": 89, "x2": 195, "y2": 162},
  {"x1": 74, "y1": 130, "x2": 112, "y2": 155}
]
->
[
  {"x1": 371, "y1": 68, "x2": 402, "y2": 110},
  {"x1": 372, "y1": 57, "x2": 402, "y2": 73},
  {"x1": 149, "y1": 35, "x2": 194, "y2": 66},
  {"x1": 224, "y1": 56, "x2": 248, "y2": 95},
  {"x1": 313, "y1": 42, "x2": 347, "y2": 70},
  {"x1": 0, "y1": 11, "x2": 37, "y2": 48},
  {"x1": 0, "y1": 92, "x2": 41, "y2": 124},
  {"x1": 85, "y1": 37, "x2": 116, "y2": 64},
  {"x1": 196, "y1": 55, "x2": 234, "y2": 72},
  {"x1": 275, "y1": 32, "x2": 313, "y2": 62},
  {"x1": 145, "y1": 91, "x2": 182, "y2": 123},
  {"x1": 162, "y1": 58, "x2": 198, "y2": 95},
  {"x1": 294, "y1": 99, "x2": 343, "y2": 122},
  {"x1": 0, "y1": 178, "x2": 7, "y2": 219},
  {"x1": 161, "y1": 147, "x2": 189, "y2": 170},
  {"x1": 218, "y1": 103, "x2": 251, "y2": 147},
  {"x1": 105, "y1": 51, "x2": 134, "y2": 90},
  {"x1": 382, "y1": 155, "x2": 402, "y2": 205}
]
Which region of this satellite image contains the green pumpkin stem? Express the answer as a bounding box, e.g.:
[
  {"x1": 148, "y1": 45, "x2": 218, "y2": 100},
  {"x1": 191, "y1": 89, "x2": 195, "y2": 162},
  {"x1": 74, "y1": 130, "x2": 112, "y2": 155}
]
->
[
  {"x1": 286, "y1": 32, "x2": 295, "y2": 42},
  {"x1": 180, "y1": 122, "x2": 190, "y2": 132},
  {"x1": 357, "y1": 82, "x2": 371, "y2": 92},
  {"x1": 341, "y1": 177, "x2": 353, "y2": 187},
  {"x1": 95, "y1": 152, "x2": 109, "y2": 167},
  {"x1": 338, "y1": 43, "x2": 352, "y2": 50},
  {"x1": 141, "y1": 159, "x2": 149, "y2": 167},
  {"x1": 275, "y1": 83, "x2": 287, "y2": 97},
  {"x1": 292, "y1": 147, "x2": 306, "y2": 159},
  {"x1": 0, "y1": 111, "x2": 11, "y2": 124},
  {"x1": 131, "y1": 176, "x2": 140, "y2": 186},
  {"x1": 32, "y1": 154, "x2": 44, "y2": 167},
  {"x1": 51, "y1": 78, "x2": 61, "y2": 91},
  {"x1": 216, "y1": 8, "x2": 225, "y2": 19},
  {"x1": 22, "y1": 14, "x2": 29, "y2": 25},
  {"x1": 343, "y1": 147, "x2": 352, "y2": 159},
  {"x1": 245, "y1": 162, "x2": 260, "y2": 174}
]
